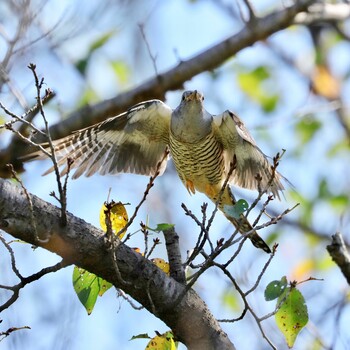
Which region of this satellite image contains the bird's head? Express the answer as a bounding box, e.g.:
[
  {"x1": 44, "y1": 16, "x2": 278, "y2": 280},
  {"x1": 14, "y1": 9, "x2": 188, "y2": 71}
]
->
[
  {"x1": 181, "y1": 90, "x2": 204, "y2": 103},
  {"x1": 174, "y1": 90, "x2": 206, "y2": 117}
]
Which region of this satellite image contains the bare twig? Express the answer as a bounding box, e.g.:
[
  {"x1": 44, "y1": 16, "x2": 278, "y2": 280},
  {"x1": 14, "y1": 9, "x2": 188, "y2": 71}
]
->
[
  {"x1": 0, "y1": 259, "x2": 67, "y2": 312},
  {"x1": 121, "y1": 149, "x2": 170, "y2": 242},
  {"x1": 27, "y1": 63, "x2": 68, "y2": 225},
  {"x1": 116, "y1": 289, "x2": 144, "y2": 310},
  {"x1": 146, "y1": 238, "x2": 160, "y2": 260},
  {"x1": 245, "y1": 244, "x2": 278, "y2": 295},
  {"x1": 0, "y1": 326, "x2": 31, "y2": 342},
  {"x1": 138, "y1": 24, "x2": 159, "y2": 77}
]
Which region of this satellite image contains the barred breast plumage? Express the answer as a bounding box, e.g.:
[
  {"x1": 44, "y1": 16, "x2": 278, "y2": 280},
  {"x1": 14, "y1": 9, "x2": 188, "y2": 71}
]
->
[{"x1": 169, "y1": 131, "x2": 225, "y2": 194}]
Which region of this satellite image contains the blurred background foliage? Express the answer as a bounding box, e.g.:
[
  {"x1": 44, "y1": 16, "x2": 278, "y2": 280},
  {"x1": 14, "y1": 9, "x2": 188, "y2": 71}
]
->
[{"x1": 0, "y1": 0, "x2": 350, "y2": 349}]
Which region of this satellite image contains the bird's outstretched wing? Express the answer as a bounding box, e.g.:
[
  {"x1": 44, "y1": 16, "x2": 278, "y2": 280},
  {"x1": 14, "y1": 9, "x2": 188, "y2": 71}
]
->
[
  {"x1": 24, "y1": 100, "x2": 172, "y2": 179},
  {"x1": 213, "y1": 110, "x2": 285, "y2": 198}
]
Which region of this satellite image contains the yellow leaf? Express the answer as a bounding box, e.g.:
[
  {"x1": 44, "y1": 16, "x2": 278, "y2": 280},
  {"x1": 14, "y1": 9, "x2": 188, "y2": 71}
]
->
[
  {"x1": 99, "y1": 201, "x2": 128, "y2": 238},
  {"x1": 146, "y1": 332, "x2": 176, "y2": 350},
  {"x1": 312, "y1": 65, "x2": 340, "y2": 100},
  {"x1": 151, "y1": 258, "x2": 170, "y2": 275},
  {"x1": 291, "y1": 259, "x2": 314, "y2": 281}
]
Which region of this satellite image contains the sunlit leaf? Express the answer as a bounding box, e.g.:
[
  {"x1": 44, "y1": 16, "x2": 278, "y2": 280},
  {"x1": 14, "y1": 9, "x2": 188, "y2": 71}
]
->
[
  {"x1": 223, "y1": 199, "x2": 248, "y2": 219},
  {"x1": 145, "y1": 332, "x2": 177, "y2": 350},
  {"x1": 151, "y1": 258, "x2": 170, "y2": 275},
  {"x1": 110, "y1": 60, "x2": 130, "y2": 85},
  {"x1": 312, "y1": 65, "x2": 340, "y2": 100},
  {"x1": 149, "y1": 223, "x2": 175, "y2": 232},
  {"x1": 295, "y1": 117, "x2": 322, "y2": 145},
  {"x1": 316, "y1": 253, "x2": 334, "y2": 272},
  {"x1": 288, "y1": 191, "x2": 313, "y2": 225},
  {"x1": 264, "y1": 276, "x2": 288, "y2": 301},
  {"x1": 99, "y1": 201, "x2": 128, "y2": 238},
  {"x1": 237, "y1": 66, "x2": 279, "y2": 112},
  {"x1": 99, "y1": 279, "x2": 113, "y2": 297},
  {"x1": 75, "y1": 31, "x2": 116, "y2": 76},
  {"x1": 327, "y1": 139, "x2": 350, "y2": 157},
  {"x1": 275, "y1": 287, "x2": 308, "y2": 348},
  {"x1": 329, "y1": 195, "x2": 349, "y2": 212},
  {"x1": 77, "y1": 88, "x2": 99, "y2": 107},
  {"x1": 291, "y1": 259, "x2": 314, "y2": 281},
  {"x1": 221, "y1": 289, "x2": 242, "y2": 312},
  {"x1": 72, "y1": 267, "x2": 112, "y2": 314}
]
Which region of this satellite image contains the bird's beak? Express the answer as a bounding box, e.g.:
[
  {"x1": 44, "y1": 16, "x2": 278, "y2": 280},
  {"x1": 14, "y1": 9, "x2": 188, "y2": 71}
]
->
[{"x1": 185, "y1": 90, "x2": 204, "y2": 102}]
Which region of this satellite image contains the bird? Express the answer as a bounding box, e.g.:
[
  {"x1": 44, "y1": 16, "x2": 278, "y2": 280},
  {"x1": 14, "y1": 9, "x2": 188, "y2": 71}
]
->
[{"x1": 24, "y1": 90, "x2": 286, "y2": 253}]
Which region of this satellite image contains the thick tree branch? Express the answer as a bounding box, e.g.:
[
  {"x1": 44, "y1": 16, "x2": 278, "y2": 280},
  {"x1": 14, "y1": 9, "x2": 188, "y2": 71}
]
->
[
  {"x1": 0, "y1": 178, "x2": 235, "y2": 350},
  {"x1": 37, "y1": 0, "x2": 314, "y2": 139},
  {"x1": 163, "y1": 226, "x2": 186, "y2": 284},
  {"x1": 0, "y1": 0, "x2": 315, "y2": 176},
  {"x1": 327, "y1": 232, "x2": 350, "y2": 285}
]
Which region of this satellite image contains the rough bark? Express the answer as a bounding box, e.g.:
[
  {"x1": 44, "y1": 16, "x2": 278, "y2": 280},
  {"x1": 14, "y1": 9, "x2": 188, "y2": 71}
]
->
[
  {"x1": 327, "y1": 232, "x2": 350, "y2": 286},
  {"x1": 0, "y1": 178, "x2": 235, "y2": 350}
]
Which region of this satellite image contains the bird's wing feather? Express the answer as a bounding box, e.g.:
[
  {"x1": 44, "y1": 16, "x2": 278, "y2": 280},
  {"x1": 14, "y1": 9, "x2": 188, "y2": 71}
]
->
[
  {"x1": 212, "y1": 110, "x2": 285, "y2": 198},
  {"x1": 24, "y1": 100, "x2": 172, "y2": 178}
]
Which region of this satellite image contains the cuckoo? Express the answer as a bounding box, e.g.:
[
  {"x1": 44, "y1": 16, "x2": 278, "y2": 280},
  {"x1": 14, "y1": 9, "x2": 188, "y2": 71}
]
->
[{"x1": 25, "y1": 90, "x2": 286, "y2": 253}]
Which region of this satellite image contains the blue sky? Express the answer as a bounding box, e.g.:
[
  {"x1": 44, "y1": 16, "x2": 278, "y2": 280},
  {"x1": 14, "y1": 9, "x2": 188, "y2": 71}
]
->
[{"x1": 1, "y1": 1, "x2": 350, "y2": 349}]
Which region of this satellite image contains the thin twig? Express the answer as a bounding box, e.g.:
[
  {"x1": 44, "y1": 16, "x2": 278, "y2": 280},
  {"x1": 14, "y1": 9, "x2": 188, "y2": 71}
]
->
[
  {"x1": 245, "y1": 243, "x2": 278, "y2": 296},
  {"x1": 0, "y1": 260, "x2": 67, "y2": 312},
  {"x1": 117, "y1": 289, "x2": 144, "y2": 310},
  {"x1": 120, "y1": 149, "x2": 169, "y2": 241},
  {"x1": 27, "y1": 63, "x2": 68, "y2": 226},
  {"x1": 138, "y1": 23, "x2": 159, "y2": 77}
]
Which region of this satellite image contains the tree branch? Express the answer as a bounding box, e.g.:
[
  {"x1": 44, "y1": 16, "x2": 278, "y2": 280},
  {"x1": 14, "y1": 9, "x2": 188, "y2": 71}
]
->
[
  {"x1": 39, "y1": 0, "x2": 314, "y2": 140},
  {"x1": 327, "y1": 232, "x2": 350, "y2": 285},
  {"x1": 0, "y1": 178, "x2": 235, "y2": 350},
  {"x1": 163, "y1": 226, "x2": 186, "y2": 284},
  {"x1": 0, "y1": 0, "x2": 315, "y2": 176}
]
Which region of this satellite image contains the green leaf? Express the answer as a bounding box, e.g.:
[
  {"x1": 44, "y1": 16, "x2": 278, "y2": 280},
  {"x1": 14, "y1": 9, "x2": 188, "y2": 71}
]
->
[
  {"x1": 275, "y1": 287, "x2": 308, "y2": 348},
  {"x1": 130, "y1": 333, "x2": 151, "y2": 341},
  {"x1": 223, "y1": 199, "x2": 249, "y2": 219},
  {"x1": 237, "y1": 66, "x2": 279, "y2": 112},
  {"x1": 264, "y1": 276, "x2": 288, "y2": 301},
  {"x1": 327, "y1": 139, "x2": 350, "y2": 157},
  {"x1": 295, "y1": 117, "x2": 322, "y2": 145},
  {"x1": 260, "y1": 94, "x2": 279, "y2": 113},
  {"x1": 89, "y1": 30, "x2": 116, "y2": 52},
  {"x1": 221, "y1": 289, "x2": 242, "y2": 312},
  {"x1": 75, "y1": 58, "x2": 89, "y2": 76},
  {"x1": 72, "y1": 266, "x2": 112, "y2": 314},
  {"x1": 318, "y1": 178, "x2": 330, "y2": 199},
  {"x1": 110, "y1": 60, "x2": 130, "y2": 85},
  {"x1": 148, "y1": 223, "x2": 175, "y2": 232},
  {"x1": 75, "y1": 30, "x2": 117, "y2": 76},
  {"x1": 77, "y1": 88, "x2": 99, "y2": 107},
  {"x1": 329, "y1": 195, "x2": 349, "y2": 212},
  {"x1": 98, "y1": 279, "x2": 112, "y2": 296}
]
